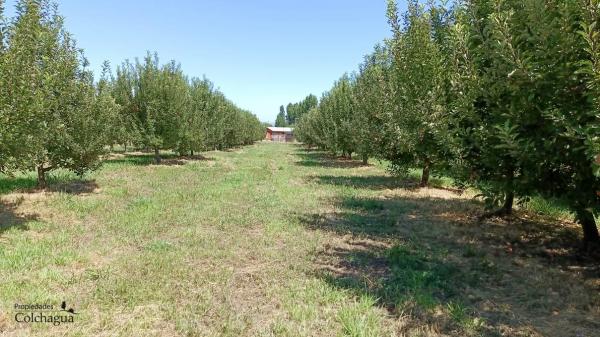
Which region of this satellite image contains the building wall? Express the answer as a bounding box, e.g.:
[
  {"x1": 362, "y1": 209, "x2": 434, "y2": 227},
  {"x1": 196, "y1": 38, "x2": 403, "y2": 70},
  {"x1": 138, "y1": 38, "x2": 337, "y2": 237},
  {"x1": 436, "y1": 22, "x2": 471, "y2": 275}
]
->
[
  {"x1": 265, "y1": 128, "x2": 294, "y2": 142},
  {"x1": 271, "y1": 132, "x2": 286, "y2": 142},
  {"x1": 270, "y1": 132, "x2": 294, "y2": 142}
]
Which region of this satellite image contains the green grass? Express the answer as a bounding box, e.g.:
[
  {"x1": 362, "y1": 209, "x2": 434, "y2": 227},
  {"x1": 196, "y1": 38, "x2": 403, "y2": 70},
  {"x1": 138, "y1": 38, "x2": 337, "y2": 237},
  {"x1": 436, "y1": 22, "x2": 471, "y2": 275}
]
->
[
  {"x1": 0, "y1": 143, "x2": 597, "y2": 337},
  {"x1": 522, "y1": 195, "x2": 574, "y2": 219}
]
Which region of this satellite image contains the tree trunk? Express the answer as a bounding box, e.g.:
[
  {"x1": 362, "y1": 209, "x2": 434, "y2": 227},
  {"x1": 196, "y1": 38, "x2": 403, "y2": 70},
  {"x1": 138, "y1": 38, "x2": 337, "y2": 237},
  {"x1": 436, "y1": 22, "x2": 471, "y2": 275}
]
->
[
  {"x1": 502, "y1": 191, "x2": 514, "y2": 215},
  {"x1": 362, "y1": 155, "x2": 368, "y2": 165},
  {"x1": 37, "y1": 166, "x2": 48, "y2": 189},
  {"x1": 124, "y1": 143, "x2": 127, "y2": 153},
  {"x1": 478, "y1": 190, "x2": 514, "y2": 220},
  {"x1": 420, "y1": 159, "x2": 430, "y2": 187},
  {"x1": 190, "y1": 150, "x2": 194, "y2": 157},
  {"x1": 348, "y1": 152, "x2": 352, "y2": 159},
  {"x1": 575, "y1": 207, "x2": 600, "y2": 246},
  {"x1": 154, "y1": 147, "x2": 161, "y2": 164},
  {"x1": 482, "y1": 170, "x2": 515, "y2": 218}
]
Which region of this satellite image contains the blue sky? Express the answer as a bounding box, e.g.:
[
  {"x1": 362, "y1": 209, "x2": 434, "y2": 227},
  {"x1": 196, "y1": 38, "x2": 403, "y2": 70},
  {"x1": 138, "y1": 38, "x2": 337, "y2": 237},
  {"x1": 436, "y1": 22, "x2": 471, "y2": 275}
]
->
[{"x1": 4, "y1": 0, "x2": 399, "y2": 123}]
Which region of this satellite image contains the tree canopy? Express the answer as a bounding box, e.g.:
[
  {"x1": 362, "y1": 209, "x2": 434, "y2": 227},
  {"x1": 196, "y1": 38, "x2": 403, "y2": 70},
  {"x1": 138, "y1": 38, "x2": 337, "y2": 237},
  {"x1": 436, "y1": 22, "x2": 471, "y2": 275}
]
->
[
  {"x1": 0, "y1": 0, "x2": 264, "y2": 185},
  {"x1": 295, "y1": 0, "x2": 600, "y2": 246}
]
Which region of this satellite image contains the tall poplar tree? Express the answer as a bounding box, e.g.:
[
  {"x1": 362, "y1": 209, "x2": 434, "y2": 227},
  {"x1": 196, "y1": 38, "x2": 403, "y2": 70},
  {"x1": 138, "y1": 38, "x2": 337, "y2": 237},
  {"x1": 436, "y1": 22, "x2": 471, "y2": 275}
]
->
[{"x1": 275, "y1": 108, "x2": 287, "y2": 127}]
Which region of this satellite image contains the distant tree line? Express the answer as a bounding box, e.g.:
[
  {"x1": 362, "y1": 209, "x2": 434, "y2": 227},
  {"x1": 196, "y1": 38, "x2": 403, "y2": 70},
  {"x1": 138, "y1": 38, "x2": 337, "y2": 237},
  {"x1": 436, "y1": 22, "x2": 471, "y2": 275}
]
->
[
  {"x1": 0, "y1": 0, "x2": 263, "y2": 188},
  {"x1": 295, "y1": 0, "x2": 600, "y2": 246},
  {"x1": 275, "y1": 94, "x2": 318, "y2": 127}
]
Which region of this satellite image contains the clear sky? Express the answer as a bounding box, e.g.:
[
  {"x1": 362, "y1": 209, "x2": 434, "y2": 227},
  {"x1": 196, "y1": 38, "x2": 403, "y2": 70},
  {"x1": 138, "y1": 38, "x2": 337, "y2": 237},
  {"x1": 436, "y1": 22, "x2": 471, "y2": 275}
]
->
[{"x1": 4, "y1": 0, "x2": 399, "y2": 123}]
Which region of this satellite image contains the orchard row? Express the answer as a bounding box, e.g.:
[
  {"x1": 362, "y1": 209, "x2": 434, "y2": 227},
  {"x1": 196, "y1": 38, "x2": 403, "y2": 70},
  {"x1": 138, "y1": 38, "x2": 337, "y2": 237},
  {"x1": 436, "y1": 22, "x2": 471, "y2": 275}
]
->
[
  {"x1": 0, "y1": 0, "x2": 264, "y2": 188},
  {"x1": 295, "y1": 0, "x2": 600, "y2": 245}
]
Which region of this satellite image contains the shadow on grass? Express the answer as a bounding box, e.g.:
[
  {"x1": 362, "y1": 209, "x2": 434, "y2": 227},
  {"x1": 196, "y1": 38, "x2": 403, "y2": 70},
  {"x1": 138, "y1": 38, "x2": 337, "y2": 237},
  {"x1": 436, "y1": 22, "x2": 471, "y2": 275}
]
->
[
  {"x1": 295, "y1": 146, "x2": 460, "y2": 191},
  {"x1": 46, "y1": 180, "x2": 98, "y2": 195},
  {"x1": 300, "y1": 194, "x2": 600, "y2": 336},
  {"x1": 0, "y1": 173, "x2": 99, "y2": 196},
  {"x1": 0, "y1": 152, "x2": 214, "y2": 195},
  {"x1": 300, "y1": 195, "x2": 477, "y2": 239},
  {"x1": 294, "y1": 149, "x2": 368, "y2": 169},
  {"x1": 0, "y1": 199, "x2": 37, "y2": 235},
  {"x1": 105, "y1": 153, "x2": 215, "y2": 167},
  {"x1": 312, "y1": 174, "x2": 465, "y2": 194},
  {"x1": 310, "y1": 175, "x2": 411, "y2": 190}
]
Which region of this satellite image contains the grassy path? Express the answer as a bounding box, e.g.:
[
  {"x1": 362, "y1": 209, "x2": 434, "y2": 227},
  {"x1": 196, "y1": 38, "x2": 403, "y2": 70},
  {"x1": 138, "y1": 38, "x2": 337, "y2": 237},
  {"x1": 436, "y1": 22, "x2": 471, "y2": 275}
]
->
[{"x1": 0, "y1": 143, "x2": 598, "y2": 336}]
